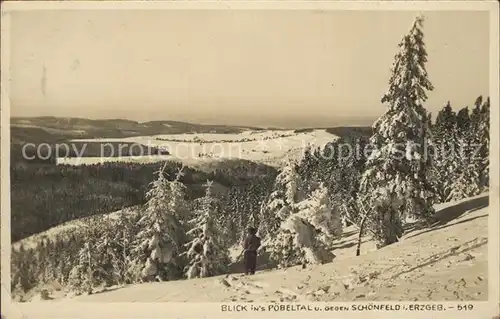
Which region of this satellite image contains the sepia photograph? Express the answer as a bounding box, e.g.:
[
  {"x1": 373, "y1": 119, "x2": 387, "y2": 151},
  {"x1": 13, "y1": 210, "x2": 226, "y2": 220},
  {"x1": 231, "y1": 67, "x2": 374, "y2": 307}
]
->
[{"x1": 1, "y1": 1, "x2": 499, "y2": 318}]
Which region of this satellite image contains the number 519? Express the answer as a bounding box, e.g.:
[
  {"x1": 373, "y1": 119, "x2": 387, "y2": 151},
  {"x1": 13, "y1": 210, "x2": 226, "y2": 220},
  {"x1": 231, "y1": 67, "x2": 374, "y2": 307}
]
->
[{"x1": 457, "y1": 304, "x2": 474, "y2": 311}]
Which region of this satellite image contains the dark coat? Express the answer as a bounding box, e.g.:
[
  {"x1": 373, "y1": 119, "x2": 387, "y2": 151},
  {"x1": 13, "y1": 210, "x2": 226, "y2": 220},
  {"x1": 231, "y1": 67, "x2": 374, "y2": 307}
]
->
[{"x1": 243, "y1": 234, "x2": 261, "y2": 252}]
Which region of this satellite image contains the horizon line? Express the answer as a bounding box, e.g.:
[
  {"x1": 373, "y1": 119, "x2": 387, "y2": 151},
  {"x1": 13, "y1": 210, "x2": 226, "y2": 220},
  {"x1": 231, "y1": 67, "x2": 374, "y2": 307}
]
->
[{"x1": 9, "y1": 114, "x2": 378, "y2": 129}]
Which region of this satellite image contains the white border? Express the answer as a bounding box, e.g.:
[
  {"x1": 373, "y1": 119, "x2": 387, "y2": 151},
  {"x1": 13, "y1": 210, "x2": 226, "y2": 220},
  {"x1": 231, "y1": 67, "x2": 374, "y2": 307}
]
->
[
  {"x1": 1, "y1": 1, "x2": 499, "y2": 319},
  {"x1": 0, "y1": 0, "x2": 497, "y2": 11}
]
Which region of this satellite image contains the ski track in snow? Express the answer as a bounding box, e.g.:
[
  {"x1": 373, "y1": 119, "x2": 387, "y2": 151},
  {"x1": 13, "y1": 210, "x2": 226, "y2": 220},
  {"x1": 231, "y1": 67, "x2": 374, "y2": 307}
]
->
[{"x1": 33, "y1": 194, "x2": 489, "y2": 303}]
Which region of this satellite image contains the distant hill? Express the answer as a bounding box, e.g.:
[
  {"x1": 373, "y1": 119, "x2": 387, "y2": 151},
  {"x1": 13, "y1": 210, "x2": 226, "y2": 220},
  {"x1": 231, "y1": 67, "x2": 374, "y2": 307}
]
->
[
  {"x1": 10, "y1": 116, "x2": 263, "y2": 140},
  {"x1": 10, "y1": 117, "x2": 265, "y2": 164},
  {"x1": 294, "y1": 126, "x2": 373, "y2": 139},
  {"x1": 11, "y1": 116, "x2": 372, "y2": 141},
  {"x1": 10, "y1": 117, "x2": 371, "y2": 164},
  {"x1": 325, "y1": 126, "x2": 373, "y2": 139}
]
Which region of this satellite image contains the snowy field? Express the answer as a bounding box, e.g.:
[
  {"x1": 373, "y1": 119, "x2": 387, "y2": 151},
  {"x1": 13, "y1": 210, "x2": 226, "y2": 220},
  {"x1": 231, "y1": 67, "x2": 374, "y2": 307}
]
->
[
  {"x1": 57, "y1": 129, "x2": 337, "y2": 167},
  {"x1": 22, "y1": 194, "x2": 489, "y2": 302}
]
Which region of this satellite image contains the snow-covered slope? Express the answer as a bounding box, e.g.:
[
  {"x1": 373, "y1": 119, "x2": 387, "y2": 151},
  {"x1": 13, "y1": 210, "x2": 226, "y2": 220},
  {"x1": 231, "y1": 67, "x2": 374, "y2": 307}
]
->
[
  {"x1": 57, "y1": 129, "x2": 336, "y2": 168},
  {"x1": 11, "y1": 206, "x2": 138, "y2": 251},
  {"x1": 46, "y1": 194, "x2": 488, "y2": 302}
]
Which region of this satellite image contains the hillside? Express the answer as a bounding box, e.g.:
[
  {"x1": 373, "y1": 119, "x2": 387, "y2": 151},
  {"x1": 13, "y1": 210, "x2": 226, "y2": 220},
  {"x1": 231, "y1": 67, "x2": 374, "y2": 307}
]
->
[
  {"x1": 10, "y1": 159, "x2": 276, "y2": 242},
  {"x1": 30, "y1": 194, "x2": 489, "y2": 302},
  {"x1": 60, "y1": 129, "x2": 337, "y2": 168},
  {"x1": 11, "y1": 117, "x2": 373, "y2": 140},
  {"x1": 11, "y1": 206, "x2": 139, "y2": 251},
  {"x1": 11, "y1": 116, "x2": 259, "y2": 139},
  {"x1": 10, "y1": 117, "x2": 347, "y2": 167},
  {"x1": 325, "y1": 126, "x2": 372, "y2": 139},
  {"x1": 10, "y1": 117, "x2": 257, "y2": 164}
]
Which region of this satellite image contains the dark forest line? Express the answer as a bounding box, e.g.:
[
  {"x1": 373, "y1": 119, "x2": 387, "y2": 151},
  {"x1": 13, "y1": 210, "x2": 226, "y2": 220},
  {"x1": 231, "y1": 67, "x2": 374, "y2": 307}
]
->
[{"x1": 10, "y1": 159, "x2": 278, "y2": 242}]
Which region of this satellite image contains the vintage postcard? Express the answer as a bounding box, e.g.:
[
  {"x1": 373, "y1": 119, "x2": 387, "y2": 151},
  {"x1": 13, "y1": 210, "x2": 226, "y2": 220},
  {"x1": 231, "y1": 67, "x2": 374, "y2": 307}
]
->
[{"x1": 1, "y1": 1, "x2": 499, "y2": 318}]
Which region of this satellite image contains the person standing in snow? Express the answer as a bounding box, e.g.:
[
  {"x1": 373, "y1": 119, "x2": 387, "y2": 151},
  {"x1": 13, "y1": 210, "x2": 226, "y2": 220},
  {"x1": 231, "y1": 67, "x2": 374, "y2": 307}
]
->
[{"x1": 242, "y1": 227, "x2": 261, "y2": 275}]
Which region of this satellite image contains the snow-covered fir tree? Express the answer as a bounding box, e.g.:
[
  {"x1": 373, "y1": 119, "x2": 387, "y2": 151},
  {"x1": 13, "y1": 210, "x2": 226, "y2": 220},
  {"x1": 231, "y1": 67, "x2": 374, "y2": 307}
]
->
[
  {"x1": 443, "y1": 96, "x2": 491, "y2": 201},
  {"x1": 67, "y1": 215, "x2": 120, "y2": 293},
  {"x1": 297, "y1": 145, "x2": 321, "y2": 195},
  {"x1": 169, "y1": 166, "x2": 191, "y2": 223},
  {"x1": 166, "y1": 166, "x2": 191, "y2": 263},
  {"x1": 470, "y1": 96, "x2": 483, "y2": 126},
  {"x1": 36, "y1": 239, "x2": 52, "y2": 284},
  {"x1": 108, "y1": 210, "x2": 142, "y2": 285},
  {"x1": 432, "y1": 101, "x2": 459, "y2": 202},
  {"x1": 263, "y1": 155, "x2": 345, "y2": 268},
  {"x1": 360, "y1": 15, "x2": 436, "y2": 248},
  {"x1": 447, "y1": 160, "x2": 481, "y2": 201},
  {"x1": 470, "y1": 96, "x2": 490, "y2": 191},
  {"x1": 247, "y1": 207, "x2": 259, "y2": 230},
  {"x1": 479, "y1": 97, "x2": 490, "y2": 188},
  {"x1": 266, "y1": 181, "x2": 337, "y2": 268},
  {"x1": 456, "y1": 106, "x2": 471, "y2": 132},
  {"x1": 222, "y1": 186, "x2": 242, "y2": 245},
  {"x1": 130, "y1": 163, "x2": 187, "y2": 282},
  {"x1": 295, "y1": 182, "x2": 343, "y2": 241},
  {"x1": 316, "y1": 136, "x2": 368, "y2": 208},
  {"x1": 225, "y1": 186, "x2": 249, "y2": 245},
  {"x1": 68, "y1": 241, "x2": 99, "y2": 295},
  {"x1": 183, "y1": 181, "x2": 230, "y2": 279},
  {"x1": 55, "y1": 233, "x2": 81, "y2": 287},
  {"x1": 11, "y1": 245, "x2": 35, "y2": 295},
  {"x1": 431, "y1": 97, "x2": 490, "y2": 202},
  {"x1": 243, "y1": 182, "x2": 269, "y2": 238},
  {"x1": 267, "y1": 213, "x2": 335, "y2": 268},
  {"x1": 259, "y1": 158, "x2": 301, "y2": 240}
]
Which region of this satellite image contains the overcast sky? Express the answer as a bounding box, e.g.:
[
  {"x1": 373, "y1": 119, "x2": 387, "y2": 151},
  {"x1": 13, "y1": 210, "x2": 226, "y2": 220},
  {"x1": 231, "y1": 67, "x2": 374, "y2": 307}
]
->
[{"x1": 9, "y1": 10, "x2": 489, "y2": 127}]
